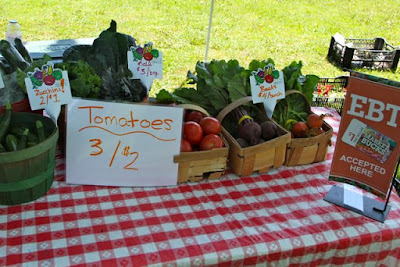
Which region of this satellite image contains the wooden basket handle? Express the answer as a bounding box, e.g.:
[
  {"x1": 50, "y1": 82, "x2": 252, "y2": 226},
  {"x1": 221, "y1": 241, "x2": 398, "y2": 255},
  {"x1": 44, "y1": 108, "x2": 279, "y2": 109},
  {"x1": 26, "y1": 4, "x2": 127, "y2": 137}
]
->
[
  {"x1": 177, "y1": 104, "x2": 211, "y2": 117},
  {"x1": 280, "y1": 90, "x2": 312, "y2": 113},
  {"x1": 216, "y1": 96, "x2": 253, "y2": 122}
]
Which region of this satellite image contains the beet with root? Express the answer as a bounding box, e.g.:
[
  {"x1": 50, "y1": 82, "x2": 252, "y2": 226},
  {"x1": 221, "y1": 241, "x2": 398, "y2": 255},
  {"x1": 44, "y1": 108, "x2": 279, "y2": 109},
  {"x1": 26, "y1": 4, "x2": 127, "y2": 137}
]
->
[
  {"x1": 239, "y1": 121, "x2": 262, "y2": 146},
  {"x1": 260, "y1": 121, "x2": 278, "y2": 141},
  {"x1": 306, "y1": 113, "x2": 330, "y2": 129},
  {"x1": 236, "y1": 138, "x2": 249, "y2": 148},
  {"x1": 292, "y1": 121, "x2": 309, "y2": 138}
]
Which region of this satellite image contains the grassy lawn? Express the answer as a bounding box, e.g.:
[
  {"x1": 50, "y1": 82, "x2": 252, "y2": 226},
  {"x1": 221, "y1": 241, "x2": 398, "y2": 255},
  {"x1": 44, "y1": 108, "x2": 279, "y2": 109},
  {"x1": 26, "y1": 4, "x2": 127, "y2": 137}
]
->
[{"x1": 1, "y1": 0, "x2": 399, "y2": 96}]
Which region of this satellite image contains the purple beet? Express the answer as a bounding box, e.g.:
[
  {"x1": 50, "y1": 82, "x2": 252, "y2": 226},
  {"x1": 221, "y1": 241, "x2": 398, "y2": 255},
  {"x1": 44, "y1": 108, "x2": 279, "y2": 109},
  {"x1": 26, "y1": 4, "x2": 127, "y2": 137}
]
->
[{"x1": 239, "y1": 121, "x2": 262, "y2": 146}]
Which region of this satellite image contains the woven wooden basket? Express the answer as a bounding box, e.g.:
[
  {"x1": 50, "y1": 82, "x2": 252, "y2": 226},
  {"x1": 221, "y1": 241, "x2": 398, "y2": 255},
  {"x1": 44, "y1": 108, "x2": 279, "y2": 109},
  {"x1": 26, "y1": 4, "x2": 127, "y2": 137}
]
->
[
  {"x1": 281, "y1": 91, "x2": 333, "y2": 166},
  {"x1": 216, "y1": 96, "x2": 291, "y2": 177},
  {"x1": 0, "y1": 112, "x2": 58, "y2": 205},
  {"x1": 174, "y1": 104, "x2": 229, "y2": 183}
]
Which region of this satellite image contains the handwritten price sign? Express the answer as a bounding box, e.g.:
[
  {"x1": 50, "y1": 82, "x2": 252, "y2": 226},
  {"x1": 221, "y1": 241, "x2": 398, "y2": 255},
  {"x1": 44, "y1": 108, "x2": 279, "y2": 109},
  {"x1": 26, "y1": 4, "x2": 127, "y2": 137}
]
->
[
  {"x1": 127, "y1": 42, "x2": 163, "y2": 92},
  {"x1": 249, "y1": 64, "x2": 285, "y2": 117},
  {"x1": 25, "y1": 62, "x2": 72, "y2": 110},
  {"x1": 66, "y1": 98, "x2": 183, "y2": 187}
]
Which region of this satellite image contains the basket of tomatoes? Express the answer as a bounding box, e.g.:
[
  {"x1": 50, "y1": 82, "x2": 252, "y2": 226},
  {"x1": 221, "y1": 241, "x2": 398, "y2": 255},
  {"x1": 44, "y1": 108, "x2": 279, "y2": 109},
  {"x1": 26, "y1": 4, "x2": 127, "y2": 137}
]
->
[
  {"x1": 273, "y1": 90, "x2": 333, "y2": 166},
  {"x1": 174, "y1": 104, "x2": 229, "y2": 183}
]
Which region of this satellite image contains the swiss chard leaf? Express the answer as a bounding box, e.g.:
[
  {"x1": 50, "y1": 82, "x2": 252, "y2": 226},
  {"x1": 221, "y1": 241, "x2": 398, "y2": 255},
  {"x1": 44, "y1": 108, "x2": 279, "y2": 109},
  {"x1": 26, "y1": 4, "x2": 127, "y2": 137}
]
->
[
  {"x1": 272, "y1": 93, "x2": 309, "y2": 130},
  {"x1": 227, "y1": 74, "x2": 249, "y2": 102},
  {"x1": 248, "y1": 59, "x2": 275, "y2": 72}
]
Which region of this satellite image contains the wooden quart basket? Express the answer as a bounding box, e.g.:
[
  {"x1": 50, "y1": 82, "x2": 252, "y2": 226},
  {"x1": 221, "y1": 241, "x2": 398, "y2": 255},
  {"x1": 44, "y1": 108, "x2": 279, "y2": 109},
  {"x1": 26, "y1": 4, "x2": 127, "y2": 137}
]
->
[
  {"x1": 174, "y1": 104, "x2": 229, "y2": 183},
  {"x1": 283, "y1": 91, "x2": 333, "y2": 166},
  {"x1": 216, "y1": 96, "x2": 291, "y2": 177}
]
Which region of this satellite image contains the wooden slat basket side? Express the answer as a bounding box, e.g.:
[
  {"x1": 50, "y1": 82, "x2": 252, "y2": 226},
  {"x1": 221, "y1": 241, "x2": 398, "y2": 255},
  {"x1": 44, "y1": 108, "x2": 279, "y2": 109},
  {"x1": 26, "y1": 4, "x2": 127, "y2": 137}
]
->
[
  {"x1": 285, "y1": 120, "x2": 333, "y2": 166},
  {"x1": 280, "y1": 90, "x2": 334, "y2": 166},
  {"x1": 216, "y1": 96, "x2": 291, "y2": 177},
  {"x1": 174, "y1": 104, "x2": 229, "y2": 183}
]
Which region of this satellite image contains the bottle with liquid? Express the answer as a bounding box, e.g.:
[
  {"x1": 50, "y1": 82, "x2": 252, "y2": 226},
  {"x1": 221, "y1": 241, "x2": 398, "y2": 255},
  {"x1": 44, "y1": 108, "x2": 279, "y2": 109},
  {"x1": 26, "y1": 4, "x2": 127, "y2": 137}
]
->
[{"x1": 6, "y1": 20, "x2": 22, "y2": 45}]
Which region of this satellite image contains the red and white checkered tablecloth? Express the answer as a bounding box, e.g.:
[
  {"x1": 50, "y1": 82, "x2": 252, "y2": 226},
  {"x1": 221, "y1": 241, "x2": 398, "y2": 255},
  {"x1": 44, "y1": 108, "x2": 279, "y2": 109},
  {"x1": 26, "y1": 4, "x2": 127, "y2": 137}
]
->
[{"x1": 1, "y1": 107, "x2": 400, "y2": 266}]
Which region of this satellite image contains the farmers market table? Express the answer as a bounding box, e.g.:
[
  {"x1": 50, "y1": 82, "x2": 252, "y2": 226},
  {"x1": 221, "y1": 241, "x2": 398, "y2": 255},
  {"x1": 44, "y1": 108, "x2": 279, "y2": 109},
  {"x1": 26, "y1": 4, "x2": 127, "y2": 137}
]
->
[{"x1": 1, "y1": 108, "x2": 400, "y2": 266}]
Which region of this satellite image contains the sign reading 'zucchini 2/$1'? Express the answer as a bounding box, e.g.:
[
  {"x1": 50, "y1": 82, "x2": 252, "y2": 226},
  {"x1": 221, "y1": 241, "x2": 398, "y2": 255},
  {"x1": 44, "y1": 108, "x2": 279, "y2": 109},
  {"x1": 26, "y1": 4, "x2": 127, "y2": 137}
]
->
[{"x1": 330, "y1": 77, "x2": 400, "y2": 198}]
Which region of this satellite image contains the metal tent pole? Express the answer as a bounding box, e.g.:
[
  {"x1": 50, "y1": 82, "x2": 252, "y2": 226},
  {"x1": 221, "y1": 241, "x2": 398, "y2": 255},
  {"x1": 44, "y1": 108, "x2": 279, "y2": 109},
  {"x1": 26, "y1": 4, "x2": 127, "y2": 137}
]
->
[{"x1": 204, "y1": 0, "x2": 215, "y2": 62}]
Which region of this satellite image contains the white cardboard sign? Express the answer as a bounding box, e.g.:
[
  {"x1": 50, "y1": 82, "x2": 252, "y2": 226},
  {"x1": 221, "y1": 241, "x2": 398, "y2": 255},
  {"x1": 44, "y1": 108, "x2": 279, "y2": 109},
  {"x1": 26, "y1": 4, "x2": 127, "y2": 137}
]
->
[
  {"x1": 25, "y1": 62, "x2": 72, "y2": 110},
  {"x1": 127, "y1": 43, "x2": 163, "y2": 92},
  {"x1": 250, "y1": 66, "x2": 285, "y2": 118},
  {"x1": 66, "y1": 98, "x2": 183, "y2": 187}
]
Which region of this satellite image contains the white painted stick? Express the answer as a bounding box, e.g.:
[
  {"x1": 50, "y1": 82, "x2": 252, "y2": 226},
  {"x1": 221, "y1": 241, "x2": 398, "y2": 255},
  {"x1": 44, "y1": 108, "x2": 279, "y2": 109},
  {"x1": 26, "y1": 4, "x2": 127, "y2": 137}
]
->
[{"x1": 204, "y1": 0, "x2": 215, "y2": 62}]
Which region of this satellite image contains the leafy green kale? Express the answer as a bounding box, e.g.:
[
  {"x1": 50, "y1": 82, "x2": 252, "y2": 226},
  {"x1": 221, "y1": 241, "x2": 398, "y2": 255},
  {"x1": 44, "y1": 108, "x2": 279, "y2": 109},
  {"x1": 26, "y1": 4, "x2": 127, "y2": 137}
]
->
[
  {"x1": 62, "y1": 20, "x2": 146, "y2": 102},
  {"x1": 57, "y1": 60, "x2": 102, "y2": 99}
]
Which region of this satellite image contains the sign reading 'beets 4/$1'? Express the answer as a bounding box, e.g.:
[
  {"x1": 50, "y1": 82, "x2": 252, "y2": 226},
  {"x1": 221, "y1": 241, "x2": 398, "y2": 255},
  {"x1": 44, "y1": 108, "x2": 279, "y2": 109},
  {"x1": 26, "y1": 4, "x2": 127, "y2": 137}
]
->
[
  {"x1": 66, "y1": 98, "x2": 183, "y2": 187},
  {"x1": 249, "y1": 64, "x2": 285, "y2": 118},
  {"x1": 330, "y1": 77, "x2": 400, "y2": 198}
]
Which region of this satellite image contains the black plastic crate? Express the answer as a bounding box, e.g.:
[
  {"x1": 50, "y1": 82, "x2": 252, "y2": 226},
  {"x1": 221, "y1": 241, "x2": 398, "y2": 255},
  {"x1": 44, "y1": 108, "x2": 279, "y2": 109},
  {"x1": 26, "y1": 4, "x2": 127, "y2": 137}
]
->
[
  {"x1": 311, "y1": 76, "x2": 348, "y2": 115},
  {"x1": 328, "y1": 34, "x2": 400, "y2": 71}
]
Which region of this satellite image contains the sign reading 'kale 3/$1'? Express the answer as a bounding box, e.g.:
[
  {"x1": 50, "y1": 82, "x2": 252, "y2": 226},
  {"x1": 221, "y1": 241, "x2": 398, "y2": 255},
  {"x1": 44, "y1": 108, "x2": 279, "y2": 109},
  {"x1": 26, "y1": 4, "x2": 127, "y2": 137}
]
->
[{"x1": 330, "y1": 77, "x2": 400, "y2": 198}]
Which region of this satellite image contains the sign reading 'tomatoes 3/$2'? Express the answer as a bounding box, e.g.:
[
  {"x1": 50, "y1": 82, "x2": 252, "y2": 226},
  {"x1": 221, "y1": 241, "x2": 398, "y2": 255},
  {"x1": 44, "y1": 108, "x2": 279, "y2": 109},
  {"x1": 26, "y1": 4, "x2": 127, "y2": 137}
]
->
[
  {"x1": 330, "y1": 77, "x2": 400, "y2": 198},
  {"x1": 66, "y1": 98, "x2": 183, "y2": 187}
]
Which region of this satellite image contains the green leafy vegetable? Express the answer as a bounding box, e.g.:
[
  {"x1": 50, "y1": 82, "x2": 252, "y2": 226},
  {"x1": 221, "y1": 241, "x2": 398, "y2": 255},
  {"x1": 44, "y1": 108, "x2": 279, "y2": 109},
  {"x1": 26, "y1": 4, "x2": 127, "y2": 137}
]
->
[
  {"x1": 57, "y1": 60, "x2": 102, "y2": 99},
  {"x1": 272, "y1": 93, "x2": 310, "y2": 131},
  {"x1": 156, "y1": 59, "x2": 252, "y2": 117},
  {"x1": 62, "y1": 20, "x2": 146, "y2": 102},
  {"x1": 282, "y1": 61, "x2": 319, "y2": 103}
]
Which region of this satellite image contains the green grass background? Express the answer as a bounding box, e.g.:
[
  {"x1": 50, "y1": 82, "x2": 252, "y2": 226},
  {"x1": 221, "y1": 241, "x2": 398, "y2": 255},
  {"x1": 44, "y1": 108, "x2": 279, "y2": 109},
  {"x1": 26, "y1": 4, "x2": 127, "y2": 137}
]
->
[{"x1": 1, "y1": 0, "x2": 399, "y2": 96}]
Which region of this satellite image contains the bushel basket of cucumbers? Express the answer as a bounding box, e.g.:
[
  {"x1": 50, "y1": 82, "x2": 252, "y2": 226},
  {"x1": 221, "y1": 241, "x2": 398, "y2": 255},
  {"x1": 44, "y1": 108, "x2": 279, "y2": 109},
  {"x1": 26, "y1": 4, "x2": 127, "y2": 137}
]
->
[{"x1": 0, "y1": 103, "x2": 59, "y2": 205}]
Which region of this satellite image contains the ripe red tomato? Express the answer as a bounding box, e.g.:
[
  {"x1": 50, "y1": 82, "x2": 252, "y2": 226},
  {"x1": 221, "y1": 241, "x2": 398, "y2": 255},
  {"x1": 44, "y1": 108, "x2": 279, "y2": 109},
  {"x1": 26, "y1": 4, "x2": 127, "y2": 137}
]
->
[
  {"x1": 43, "y1": 75, "x2": 56, "y2": 86},
  {"x1": 199, "y1": 117, "x2": 221, "y2": 135},
  {"x1": 185, "y1": 111, "x2": 204, "y2": 123},
  {"x1": 143, "y1": 52, "x2": 154, "y2": 61},
  {"x1": 183, "y1": 121, "x2": 203, "y2": 144},
  {"x1": 264, "y1": 75, "x2": 274, "y2": 83},
  {"x1": 181, "y1": 139, "x2": 193, "y2": 152},
  {"x1": 199, "y1": 134, "x2": 224, "y2": 151}
]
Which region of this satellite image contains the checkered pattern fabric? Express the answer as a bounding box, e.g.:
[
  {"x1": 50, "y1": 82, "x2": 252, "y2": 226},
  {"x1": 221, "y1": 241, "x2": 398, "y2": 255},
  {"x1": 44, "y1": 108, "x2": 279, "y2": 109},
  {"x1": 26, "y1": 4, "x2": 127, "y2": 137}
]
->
[{"x1": 1, "y1": 108, "x2": 400, "y2": 266}]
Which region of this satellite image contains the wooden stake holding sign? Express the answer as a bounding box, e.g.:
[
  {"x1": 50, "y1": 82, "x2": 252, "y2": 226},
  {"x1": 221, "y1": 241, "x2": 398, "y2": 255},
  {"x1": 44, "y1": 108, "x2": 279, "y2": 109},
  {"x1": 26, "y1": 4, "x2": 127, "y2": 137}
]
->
[
  {"x1": 0, "y1": 71, "x2": 4, "y2": 89},
  {"x1": 326, "y1": 77, "x2": 400, "y2": 222},
  {"x1": 66, "y1": 98, "x2": 183, "y2": 187}
]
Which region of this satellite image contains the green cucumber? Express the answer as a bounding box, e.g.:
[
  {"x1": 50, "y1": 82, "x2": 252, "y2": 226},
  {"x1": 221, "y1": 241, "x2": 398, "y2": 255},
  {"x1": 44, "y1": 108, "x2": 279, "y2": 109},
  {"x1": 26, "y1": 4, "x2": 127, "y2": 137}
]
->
[
  {"x1": 14, "y1": 38, "x2": 32, "y2": 63},
  {"x1": 10, "y1": 127, "x2": 39, "y2": 143},
  {"x1": 36, "y1": 120, "x2": 46, "y2": 142},
  {"x1": 18, "y1": 128, "x2": 29, "y2": 150},
  {"x1": 0, "y1": 40, "x2": 29, "y2": 72},
  {"x1": 0, "y1": 102, "x2": 12, "y2": 142},
  {"x1": 5, "y1": 134, "x2": 18, "y2": 151}
]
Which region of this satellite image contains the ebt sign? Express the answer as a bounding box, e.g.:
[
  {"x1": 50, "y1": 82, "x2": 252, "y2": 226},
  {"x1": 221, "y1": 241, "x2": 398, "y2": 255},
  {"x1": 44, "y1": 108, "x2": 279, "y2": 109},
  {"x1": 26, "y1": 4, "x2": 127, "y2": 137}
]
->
[{"x1": 330, "y1": 77, "x2": 400, "y2": 198}]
